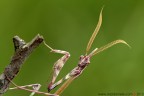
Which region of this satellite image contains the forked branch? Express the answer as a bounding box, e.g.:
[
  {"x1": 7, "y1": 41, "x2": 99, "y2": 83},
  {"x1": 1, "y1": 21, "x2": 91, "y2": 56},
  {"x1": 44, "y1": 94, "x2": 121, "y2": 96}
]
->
[{"x1": 0, "y1": 34, "x2": 43, "y2": 95}]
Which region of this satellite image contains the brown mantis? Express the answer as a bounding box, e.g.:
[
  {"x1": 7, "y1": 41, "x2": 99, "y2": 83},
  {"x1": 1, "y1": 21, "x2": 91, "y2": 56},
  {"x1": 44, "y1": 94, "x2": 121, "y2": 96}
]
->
[
  {"x1": 8, "y1": 8, "x2": 129, "y2": 96},
  {"x1": 44, "y1": 8, "x2": 130, "y2": 95}
]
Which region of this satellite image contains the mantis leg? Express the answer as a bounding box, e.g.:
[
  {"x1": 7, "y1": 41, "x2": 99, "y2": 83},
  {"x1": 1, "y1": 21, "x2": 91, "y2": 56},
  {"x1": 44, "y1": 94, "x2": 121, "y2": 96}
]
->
[
  {"x1": 48, "y1": 66, "x2": 80, "y2": 93},
  {"x1": 44, "y1": 42, "x2": 70, "y2": 92}
]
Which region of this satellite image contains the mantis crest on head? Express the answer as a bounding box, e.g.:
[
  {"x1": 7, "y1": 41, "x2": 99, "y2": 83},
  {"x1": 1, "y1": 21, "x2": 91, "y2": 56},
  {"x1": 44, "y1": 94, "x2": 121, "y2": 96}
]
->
[{"x1": 44, "y1": 8, "x2": 130, "y2": 95}]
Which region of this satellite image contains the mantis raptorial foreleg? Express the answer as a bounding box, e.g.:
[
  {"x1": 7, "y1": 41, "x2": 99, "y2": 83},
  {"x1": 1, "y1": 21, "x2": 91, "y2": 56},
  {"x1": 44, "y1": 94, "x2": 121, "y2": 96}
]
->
[
  {"x1": 44, "y1": 41, "x2": 70, "y2": 92},
  {"x1": 47, "y1": 68, "x2": 76, "y2": 92}
]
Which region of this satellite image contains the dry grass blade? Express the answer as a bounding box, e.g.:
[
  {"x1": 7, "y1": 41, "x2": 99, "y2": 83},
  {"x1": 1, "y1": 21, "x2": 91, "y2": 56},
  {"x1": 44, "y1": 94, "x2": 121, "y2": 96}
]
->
[
  {"x1": 92, "y1": 40, "x2": 130, "y2": 56},
  {"x1": 86, "y1": 8, "x2": 103, "y2": 54}
]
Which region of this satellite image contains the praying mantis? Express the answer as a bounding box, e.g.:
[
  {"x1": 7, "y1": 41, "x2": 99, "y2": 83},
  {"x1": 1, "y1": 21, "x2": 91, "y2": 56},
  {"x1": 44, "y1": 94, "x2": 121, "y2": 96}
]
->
[
  {"x1": 44, "y1": 8, "x2": 129, "y2": 95},
  {"x1": 9, "y1": 8, "x2": 129, "y2": 96}
]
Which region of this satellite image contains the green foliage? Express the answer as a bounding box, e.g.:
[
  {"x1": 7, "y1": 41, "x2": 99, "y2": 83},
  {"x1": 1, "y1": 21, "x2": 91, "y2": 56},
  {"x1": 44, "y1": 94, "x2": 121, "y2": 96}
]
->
[{"x1": 0, "y1": 0, "x2": 144, "y2": 96}]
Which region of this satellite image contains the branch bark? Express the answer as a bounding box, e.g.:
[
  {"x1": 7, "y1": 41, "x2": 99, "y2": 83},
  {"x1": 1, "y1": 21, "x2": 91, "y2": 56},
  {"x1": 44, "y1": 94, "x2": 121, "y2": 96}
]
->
[{"x1": 0, "y1": 34, "x2": 43, "y2": 95}]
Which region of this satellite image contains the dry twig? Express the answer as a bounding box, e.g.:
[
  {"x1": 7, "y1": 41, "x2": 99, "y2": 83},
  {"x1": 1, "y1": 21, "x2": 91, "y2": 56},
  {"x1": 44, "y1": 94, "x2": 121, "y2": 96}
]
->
[{"x1": 0, "y1": 34, "x2": 43, "y2": 95}]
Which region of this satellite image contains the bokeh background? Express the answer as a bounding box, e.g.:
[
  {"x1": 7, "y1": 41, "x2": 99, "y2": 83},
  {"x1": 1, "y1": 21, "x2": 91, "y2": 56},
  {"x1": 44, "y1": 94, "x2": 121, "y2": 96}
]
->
[{"x1": 0, "y1": 0, "x2": 144, "y2": 96}]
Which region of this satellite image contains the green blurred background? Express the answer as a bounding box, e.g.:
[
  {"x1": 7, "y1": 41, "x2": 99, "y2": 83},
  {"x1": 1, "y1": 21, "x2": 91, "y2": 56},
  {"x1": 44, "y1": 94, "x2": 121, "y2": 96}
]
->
[{"x1": 0, "y1": 0, "x2": 144, "y2": 96}]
